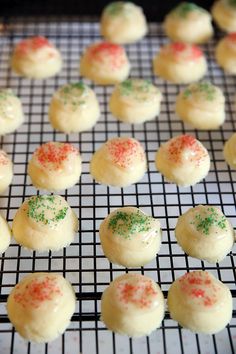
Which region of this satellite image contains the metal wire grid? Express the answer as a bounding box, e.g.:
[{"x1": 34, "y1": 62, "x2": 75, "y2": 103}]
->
[{"x1": 0, "y1": 17, "x2": 235, "y2": 354}]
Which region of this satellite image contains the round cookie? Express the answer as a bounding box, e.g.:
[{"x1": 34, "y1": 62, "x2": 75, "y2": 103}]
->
[
  {"x1": 101, "y1": 273, "x2": 165, "y2": 337},
  {"x1": 109, "y1": 79, "x2": 162, "y2": 124},
  {"x1": 175, "y1": 205, "x2": 235, "y2": 263},
  {"x1": 212, "y1": 0, "x2": 236, "y2": 33},
  {"x1": 100, "y1": 2, "x2": 148, "y2": 44},
  {"x1": 90, "y1": 137, "x2": 147, "y2": 187},
  {"x1": 0, "y1": 214, "x2": 11, "y2": 253},
  {"x1": 28, "y1": 141, "x2": 82, "y2": 191},
  {"x1": 7, "y1": 273, "x2": 76, "y2": 342},
  {"x1": 99, "y1": 206, "x2": 162, "y2": 267},
  {"x1": 0, "y1": 89, "x2": 24, "y2": 135},
  {"x1": 11, "y1": 36, "x2": 62, "y2": 79},
  {"x1": 80, "y1": 42, "x2": 130, "y2": 85},
  {"x1": 216, "y1": 33, "x2": 236, "y2": 74},
  {"x1": 164, "y1": 2, "x2": 213, "y2": 44},
  {"x1": 153, "y1": 42, "x2": 207, "y2": 84},
  {"x1": 155, "y1": 134, "x2": 210, "y2": 187},
  {"x1": 223, "y1": 132, "x2": 236, "y2": 168},
  {"x1": 0, "y1": 150, "x2": 13, "y2": 194},
  {"x1": 176, "y1": 81, "x2": 225, "y2": 130},
  {"x1": 167, "y1": 271, "x2": 233, "y2": 334},
  {"x1": 49, "y1": 82, "x2": 100, "y2": 133},
  {"x1": 12, "y1": 195, "x2": 78, "y2": 252}
]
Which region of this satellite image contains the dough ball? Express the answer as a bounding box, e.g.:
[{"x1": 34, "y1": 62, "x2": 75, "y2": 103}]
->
[
  {"x1": 100, "y1": 2, "x2": 148, "y2": 44},
  {"x1": 90, "y1": 136, "x2": 147, "y2": 187},
  {"x1": 80, "y1": 42, "x2": 130, "y2": 85},
  {"x1": 153, "y1": 42, "x2": 207, "y2": 84},
  {"x1": 0, "y1": 149, "x2": 13, "y2": 194},
  {"x1": 215, "y1": 33, "x2": 236, "y2": 74},
  {"x1": 49, "y1": 82, "x2": 100, "y2": 133},
  {"x1": 99, "y1": 206, "x2": 162, "y2": 267},
  {"x1": 164, "y1": 2, "x2": 213, "y2": 44},
  {"x1": 109, "y1": 79, "x2": 162, "y2": 124},
  {"x1": 28, "y1": 142, "x2": 82, "y2": 191},
  {"x1": 176, "y1": 81, "x2": 225, "y2": 130},
  {"x1": 0, "y1": 213, "x2": 11, "y2": 253},
  {"x1": 175, "y1": 205, "x2": 235, "y2": 263},
  {"x1": 11, "y1": 36, "x2": 62, "y2": 79},
  {"x1": 101, "y1": 273, "x2": 165, "y2": 337},
  {"x1": 7, "y1": 273, "x2": 76, "y2": 342},
  {"x1": 223, "y1": 132, "x2": 236, "y2": 168},
  {"x1": 212, "y1": 0, "x2": 236, "y2": 33},
  {"x1": 155, "y1": 134, "x2": 210, "y2": 187},
  {"x1": 12, "y1": 195, "x2": 78, "y2": 252},
  {"x1": 167, "y1": 270, "x2": 233, "y2": 334},
  {"x1": 0, "y1": 88, "x2": 24, "y2": 135}
]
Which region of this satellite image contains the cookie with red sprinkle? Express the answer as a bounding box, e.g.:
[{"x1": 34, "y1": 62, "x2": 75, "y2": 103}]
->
[
  {"x1": 153, "y1": 42, "x2": 207, "y2": 83},
  {"x1": 80, "y1": 41, "x2": 130, "y2": 85},
  {"x1": 7, "y1": 273, "x2": 76, "y2": 342},
  {"x1": 28, "y1": 141, "x2": 82, "y2": 191},
  {"x1": 155, "y1": 134, "x2": 210, "y2": 187},
  {"x1": 101, "y1": 273, "x2": 165, "y2": 336},
  {"x1": 167, "y1": 270, "x2": 232, "y2": 334},
  {"x1": 11, "y1": 36, "x2": 62, "y2": 79},
  {"x1": 90, "y1": 136, "x2": 147, "y2": 187}
]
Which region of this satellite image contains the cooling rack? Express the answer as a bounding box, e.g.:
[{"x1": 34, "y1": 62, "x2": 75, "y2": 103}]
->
[{"x1": 0, "y1": 17, "x2": 235, "y2": 354}]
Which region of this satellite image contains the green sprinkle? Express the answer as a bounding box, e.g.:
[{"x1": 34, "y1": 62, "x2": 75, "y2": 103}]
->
[
  {"x1": 119, "y1": 79, "x2": 153, "y2": 99},
  {"x1": 27, "y1": 195, "x2": 68, "y2": 226},
  {"x1": 59, "y1": 82, "x2": 87, "y2": 110},
  {"x1": 0, "y1": 89, "x2": 15, "y2": 101},
  {"x1": 191, "y1": 207, "x2": 227, "y2": 235},
  {"x1": 108, "y1": 210, "x2": 153, "y2": 239},
  {"x1": 183, "y1": 81, "x2": 217, "y2": 101},
  {"x1": 172, "y1": 2, "x2": 204, "y2": 17},
  {"x1": 105, "y1": 2, "x2": 130, "y2": 16},
  {"x1": 227, "y1": 0, "x2": 236, "y2": 7}
]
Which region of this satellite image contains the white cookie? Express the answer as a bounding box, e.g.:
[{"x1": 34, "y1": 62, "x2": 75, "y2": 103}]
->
[
  {"x1": 101, "y1": 273, "x2": 165, "y2": 337},
  {"x1": 223, "y1": 132, "x2": 236, "y2": 168},
  {"x1": 216, "y1": 33, "x2": 236, "y2": 74},
  {"x1": 176, "y1": 81, "x2": 225, "y2": 130},
  {"x1": 80, "y1": 42, "x2": 130, "y2": 85},
  {"x1": 90, "y1": 137, "x2": 147, "y2": 187},
  {"x1": 11, "y1": 36, "x2": 62, "y2": 79},
  {"x1": 155, "y1": 134, "x2": 210, "y2": 187},
  {"x1": 0, "y1": 214, "x2": 11, "y2": 253},
  {"x1": 12, "y1": 195, "x2": 78, "y2": 252},
  {"x1": 153, "y1": 42, "x2": 207, "y2": 84},
  {"x1": 164, "y1": 2, "x2": 213, "y2": 44},
  {"x1": 175, "y1": 205, "x2": 235, "y2": 263},
  {"x1": 99, "y1": 206, "x2": 162, "y2": 267},
  {"x1": 109, "y1": 79, "x2": 162, "y2": 124},
  {"x1": 0, "y1": 89, "x2": 24, "y2": 135},
  {"x1": 212, "y1": 0, "x2": 236, "y2": 33},
  {"x1": 100, "y1": 2, "x2": 148, "y2": 44},
  {"x1": 167, "y1": 271, "x2": 233, "y2": 334},
  {"x1": 28, "y1": 142, "x2": 82, "y2": 191},
  {"x1": 7, "y1": 273, "x2": 76, "y2": 342},
  {"x1": 49, "y1": 82, "x2": 100, "y2": 133},
  {"x1": 0, "y1": 150, "x2": 13, "y2": 194}
]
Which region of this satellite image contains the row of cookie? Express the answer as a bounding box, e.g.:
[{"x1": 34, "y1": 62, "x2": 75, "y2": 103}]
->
[
  {"x1": 1, "y1": 132, "x2": 236, "y2": 194},
  {"x1": 5, "y1": 270, "x2": 233, "y2": 343}
]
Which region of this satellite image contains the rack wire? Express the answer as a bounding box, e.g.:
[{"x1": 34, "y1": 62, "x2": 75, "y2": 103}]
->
[{"x1": 0, "y1": 17, "x2": 235, "y2": 354}]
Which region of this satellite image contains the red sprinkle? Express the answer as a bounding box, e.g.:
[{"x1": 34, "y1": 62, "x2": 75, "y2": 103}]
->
[
  {"x1": 13, "y1": 276, "x2": 62, "y2": 309},
  {"x1": 0, "y1": 151, "x2": 9, "y2": 165},
  {"x1": 169, "y1": 42, "x2": 203, "y2": 60},
  {"x1": 88, "y1": 42, "x2": 126, "y2": 69},
  {"x1": 117, "y1": 278, "x2": 158, "y2": 309},
  {"x1": 15, "y1": 36, "x2": 53, "y2": 55},
  {"x1": 167, "y1": 134, "x2": 207, "y2": 165},
  {"x1": 107, "y1": 138, "x2": 144, "y2": 168},
  {"x1": 35, "y1": 142, "x2": 78, "y2": 170},
  {"x1": 227, "y1": 33, "x2": 236, "y2": 42}
]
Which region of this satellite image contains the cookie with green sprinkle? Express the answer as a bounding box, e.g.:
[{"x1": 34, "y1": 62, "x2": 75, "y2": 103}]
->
[
  {"x1": 175, "y1": 205, "x2": 235, "y2": 263},
  {"x1": 99, "y1": 206, "x2": 162, "y2": 267},
  {"x1": 12, "y1": 195, "x2": 78, "y2": 252},
  {"x1": 212, "y1": 0, "x2": 236, "y2": 33}
]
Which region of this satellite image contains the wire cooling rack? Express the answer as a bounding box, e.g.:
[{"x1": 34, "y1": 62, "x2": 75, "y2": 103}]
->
[{"x1": 0, "y1": 17, "x2": 235, "y2": 354}]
